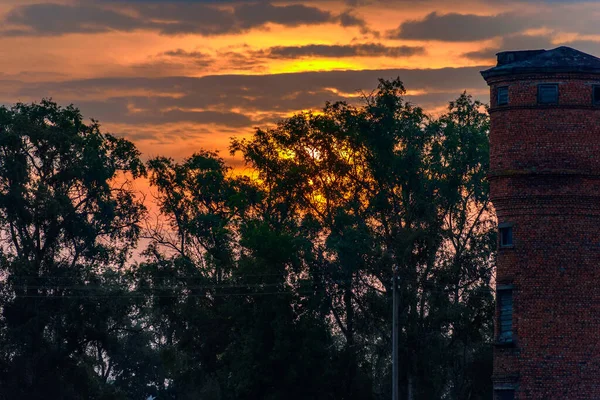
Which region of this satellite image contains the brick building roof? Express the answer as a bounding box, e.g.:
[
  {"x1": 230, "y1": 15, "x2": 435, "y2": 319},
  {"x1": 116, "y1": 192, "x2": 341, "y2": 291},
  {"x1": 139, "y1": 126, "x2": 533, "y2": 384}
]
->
[{"x1": 481, "y1": 46, "x2": 600, "y2": 80}]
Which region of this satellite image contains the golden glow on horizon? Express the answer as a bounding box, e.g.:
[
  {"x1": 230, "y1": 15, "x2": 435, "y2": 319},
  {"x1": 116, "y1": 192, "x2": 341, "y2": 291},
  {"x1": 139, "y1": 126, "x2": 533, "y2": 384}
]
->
[
  {"x1": 1, "y1": 0, "x2": 595, "y2": 217},
  {"x1": 0, "y1": 4, "x2": 507, "y2": 81},
  {"x1": 2, "y1": 0, "x2": 599, "y2": 166},
  {"x1": 270, "y1": 59, "x2": 359, "y2": 74}
]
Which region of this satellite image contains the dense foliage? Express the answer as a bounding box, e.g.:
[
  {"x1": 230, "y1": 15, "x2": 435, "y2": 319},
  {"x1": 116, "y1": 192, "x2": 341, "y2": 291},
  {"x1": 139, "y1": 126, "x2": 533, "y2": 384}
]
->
[{"x1": 0, "y1": 80, "x2": 495, "y2": 400}]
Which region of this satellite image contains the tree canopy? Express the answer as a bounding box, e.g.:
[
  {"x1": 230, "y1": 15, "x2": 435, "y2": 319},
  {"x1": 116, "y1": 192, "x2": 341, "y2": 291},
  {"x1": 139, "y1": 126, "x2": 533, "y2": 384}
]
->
[{"x1": 0, "y1": 80, "x2": 495, "y2": 400}]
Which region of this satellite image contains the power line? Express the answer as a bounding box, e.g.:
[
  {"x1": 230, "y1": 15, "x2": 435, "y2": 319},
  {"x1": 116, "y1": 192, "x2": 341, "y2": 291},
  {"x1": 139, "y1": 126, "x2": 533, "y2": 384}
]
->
[
  {"x1": 1, "y1": 271, "x2": 495, "y2": 298},
  {"x1": 10, "y1": 291, "x2": 325, "y2": 298},
  {"x1": 3, "y1": 267, "x2": 494, "y2": 284},
  {"x1": 0, "y1": 285, "x2": 494, "y2": 299}
]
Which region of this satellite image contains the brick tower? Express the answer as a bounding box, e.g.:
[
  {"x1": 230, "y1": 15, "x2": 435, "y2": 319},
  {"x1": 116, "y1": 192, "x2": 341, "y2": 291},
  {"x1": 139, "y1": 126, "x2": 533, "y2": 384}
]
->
[{"x1": 481, "y1": 47, "x2": 600, "y2": 399}]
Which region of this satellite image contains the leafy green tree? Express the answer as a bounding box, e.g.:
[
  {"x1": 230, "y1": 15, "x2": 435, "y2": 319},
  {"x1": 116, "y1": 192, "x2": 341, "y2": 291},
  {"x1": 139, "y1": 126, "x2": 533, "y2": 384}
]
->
[
  {"x1": 427, "y1": 93, "x2": 495, "y2": 400},
  {"x1": 0, "y1": 82, "x2": 495, "y2": 400},
  {"x1": 231, "y1": 79, "x2": 495, "y2": 399},
  {"x1": 0, "y1": 100, "x2": 150, "y2": 399},
  {"x1": 137, "y1": 151, "x2": 248, "y2": 398},
  {"x1": 140, "y1": 151, "x2": 344, "y2": 399}
]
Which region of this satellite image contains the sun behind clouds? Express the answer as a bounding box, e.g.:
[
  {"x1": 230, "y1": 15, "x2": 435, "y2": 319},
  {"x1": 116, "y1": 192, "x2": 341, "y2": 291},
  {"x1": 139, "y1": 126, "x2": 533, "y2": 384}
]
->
[{"x1": 1, "y1": 0, "x2": 600, "y2": 163}]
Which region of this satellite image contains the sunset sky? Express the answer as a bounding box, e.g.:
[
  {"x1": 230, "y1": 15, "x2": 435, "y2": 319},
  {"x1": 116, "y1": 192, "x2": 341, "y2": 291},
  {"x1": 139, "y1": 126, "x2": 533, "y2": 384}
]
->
[{"x1": 2, "y1": 0, "x2": 600, "y2": 165}]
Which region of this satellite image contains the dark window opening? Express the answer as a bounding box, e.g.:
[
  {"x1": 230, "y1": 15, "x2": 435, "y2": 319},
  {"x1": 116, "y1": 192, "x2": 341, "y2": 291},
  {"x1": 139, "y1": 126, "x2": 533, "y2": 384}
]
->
[
  {"x1": 499, "y1": 224, "x2": 513, "y2": 248},
  {"x1": 497, "y1": 288, "x2": 513, "y2": 343},
  {"x1": 593, "y1": 85, "x2": 600, "y2": 105},
  {"x1": 494, "y1": 389, "x2": 515, "y2": 400},
  {"x1": 538, "y1": 84, "x2": 558, "y2": 104},
  {"x1": 497, "y1": 87, "x2": 509, "y2": 106}
]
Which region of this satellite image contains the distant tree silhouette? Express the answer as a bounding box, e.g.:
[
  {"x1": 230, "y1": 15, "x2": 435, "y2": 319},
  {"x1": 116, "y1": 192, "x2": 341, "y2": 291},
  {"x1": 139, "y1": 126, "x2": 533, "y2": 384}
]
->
[
  {"x1": 0, "y1": 82, "x2": 495, "y2": 400},
  {"x1": 231, "y1": 79, "x2": 495, "y2": 399},
  {"x1": 0, "y1": 100, "x2": 151, "y2": 399}
]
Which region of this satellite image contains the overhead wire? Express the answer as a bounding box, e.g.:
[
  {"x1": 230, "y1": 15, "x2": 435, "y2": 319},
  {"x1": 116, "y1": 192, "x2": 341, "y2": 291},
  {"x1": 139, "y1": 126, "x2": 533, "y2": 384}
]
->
[
  {"x1": 1, "y1": 266, "x2": 495, "y2": 299},
  {"x1": 0, "y1": 283, "x2": 494, "y2": 299}
]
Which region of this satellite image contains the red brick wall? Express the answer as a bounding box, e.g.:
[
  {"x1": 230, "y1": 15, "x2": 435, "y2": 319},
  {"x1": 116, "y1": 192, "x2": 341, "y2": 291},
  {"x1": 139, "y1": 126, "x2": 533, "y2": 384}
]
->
[{"x1": 487, "y1": 72, "x2": 600, "y2": 399}]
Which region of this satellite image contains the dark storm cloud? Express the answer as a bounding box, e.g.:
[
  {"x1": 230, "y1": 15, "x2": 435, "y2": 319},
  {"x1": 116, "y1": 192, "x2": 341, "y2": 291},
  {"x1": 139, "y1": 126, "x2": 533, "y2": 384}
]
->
[
  {"x1": 262, "y1": 43, "x2": 425, "y2": 58},
  {"x1": 15, "y1": 67, "x2": 487, "y2": 100},
  {"x1": 388, "y1": 12, "x2": 532, "y2": 42},
  {"x1": 336, "y1": 10, "x2": 377, "y2": 35},
  {"x1": 8, "y1": 66, "x2": 488, "y2": 121},
  {"x1": 63, "y1": 98, "x2": 254, "y2": 127},
  {"x1": 338, "y1": 11, "x2": 367, "y2": 27},
  {"x1": 4, "y1": 3, "x2": 143, "y2": 36},
  {"x1": 498, "y1": 35, "x2": 555, "y2": 52},
  {"x1": 562, "y1": 40, "x2": 600, "y2": 56},
  {"x1": 2, "y1": 2, "x2": 349, "y2": 36},
  {"x1": 463, "y1": 48, "x2": 498, "y2": 62},
  {"x1": 232, "y1": 2, "x2": 334, "y2": 28},
  {"x1": 463, "y1": 35, "x2": 555, "y2": 61},
  {"x1": 463, "y1": 35, "x2": 600, "y2": 62},
  {"x1": 1, "y1": 67, "x2": 492, "y2": 144},
  {"x1": 163, "y1": 49, "x2": 212, "y2": 59},
  {"x1": 136, "y1": 48, "x2": 268, "y2": 74}
]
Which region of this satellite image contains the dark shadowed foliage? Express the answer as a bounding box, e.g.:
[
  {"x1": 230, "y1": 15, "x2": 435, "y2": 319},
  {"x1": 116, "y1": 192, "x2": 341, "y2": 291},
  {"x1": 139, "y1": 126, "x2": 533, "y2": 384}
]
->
[
  {"x1": 0, "y1": 81, "x2": 495, "y2": 399},
  {"x1": 0, "y1": 100, "x2": 150, "y2": 399},
  {"x1": 230, "y1": 79, "x2": 495, "y2": 399}
]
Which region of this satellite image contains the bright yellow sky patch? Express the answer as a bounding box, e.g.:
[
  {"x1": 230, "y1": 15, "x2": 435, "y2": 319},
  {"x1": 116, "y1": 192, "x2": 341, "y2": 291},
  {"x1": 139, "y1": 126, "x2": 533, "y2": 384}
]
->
[{"x1": 2, "y1": 0, "x2": 600, "y2": 164}]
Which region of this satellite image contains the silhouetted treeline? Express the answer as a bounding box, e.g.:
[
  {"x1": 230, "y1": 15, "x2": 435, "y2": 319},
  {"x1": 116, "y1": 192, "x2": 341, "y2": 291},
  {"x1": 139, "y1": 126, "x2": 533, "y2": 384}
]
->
[{"x1": 0, "y1": 79, "x2": 495, "y2": 400}]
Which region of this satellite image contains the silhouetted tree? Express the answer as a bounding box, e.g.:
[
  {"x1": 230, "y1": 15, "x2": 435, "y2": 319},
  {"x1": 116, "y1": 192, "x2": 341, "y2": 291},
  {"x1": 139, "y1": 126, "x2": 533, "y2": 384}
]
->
[
  {"x1": 231, "y1": 79, "x2": 495, "y2": 399},
  {"x1": 0, "y1": 100, "x2": 150, "y2": 399},
  {"x1": 138, "y1": 151, "x2": 342, "y2": 399},
  {"x1": 0, "y1": 81, "x2": 495, "y2": 400}
]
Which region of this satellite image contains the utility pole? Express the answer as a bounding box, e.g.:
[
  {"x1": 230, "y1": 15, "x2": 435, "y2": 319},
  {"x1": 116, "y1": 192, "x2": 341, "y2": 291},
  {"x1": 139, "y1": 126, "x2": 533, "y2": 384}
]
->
[{"x1": 392, "y1": 266, "x2": 399, "y2": 400}]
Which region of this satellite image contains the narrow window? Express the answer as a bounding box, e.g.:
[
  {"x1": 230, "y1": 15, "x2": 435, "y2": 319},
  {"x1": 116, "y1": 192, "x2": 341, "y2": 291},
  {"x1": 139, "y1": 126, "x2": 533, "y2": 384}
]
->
[
  {"x1": 499, "y1": 223, "x2": 513, "y2": 248},
  {"x1": 497, "y1": 86, "x2": 509, "y2": 106},
  {"x1": 538, "y1": 84, "x2": 558, "y2": 104},
  {"x1": 593, "y1": 85, "x2": 600, "y2": 105},
  {"x1": 494, "y1": 389, "x2": 515, "y2": 400},
  {"x1": 497, "y1": 287, "x2": 513, "y2": 343}
]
